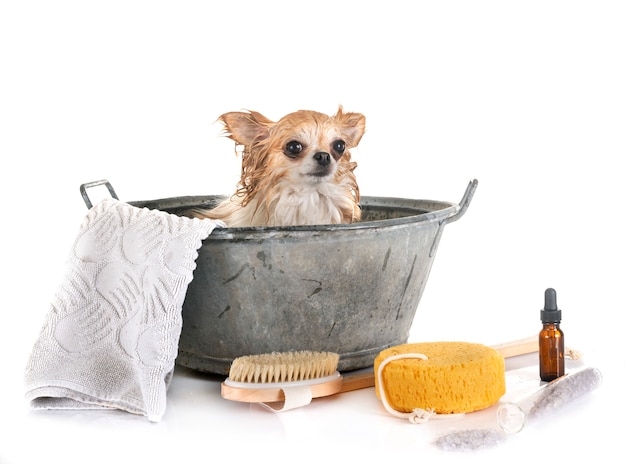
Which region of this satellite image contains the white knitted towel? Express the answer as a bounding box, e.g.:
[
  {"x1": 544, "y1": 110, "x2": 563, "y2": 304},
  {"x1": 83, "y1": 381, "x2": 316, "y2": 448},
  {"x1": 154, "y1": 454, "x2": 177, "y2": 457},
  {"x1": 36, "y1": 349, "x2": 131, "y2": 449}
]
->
[{"x1": 24, "y1": 199, "x2": 222, "y2": 422}]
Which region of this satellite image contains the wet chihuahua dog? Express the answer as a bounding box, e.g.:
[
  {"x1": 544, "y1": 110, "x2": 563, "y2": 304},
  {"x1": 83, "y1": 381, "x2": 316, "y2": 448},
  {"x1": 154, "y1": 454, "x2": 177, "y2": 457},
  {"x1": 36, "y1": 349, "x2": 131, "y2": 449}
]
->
[{"x1": 190, "y1": 106, "x2": 366, "y2": 227}]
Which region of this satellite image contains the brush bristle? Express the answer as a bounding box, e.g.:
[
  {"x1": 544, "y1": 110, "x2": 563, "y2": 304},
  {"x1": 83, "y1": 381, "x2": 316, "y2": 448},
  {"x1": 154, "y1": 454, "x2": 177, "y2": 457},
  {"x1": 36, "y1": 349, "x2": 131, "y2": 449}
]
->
[{"x1": 227, "y1": 351, "x2": 340, "y2": 383}]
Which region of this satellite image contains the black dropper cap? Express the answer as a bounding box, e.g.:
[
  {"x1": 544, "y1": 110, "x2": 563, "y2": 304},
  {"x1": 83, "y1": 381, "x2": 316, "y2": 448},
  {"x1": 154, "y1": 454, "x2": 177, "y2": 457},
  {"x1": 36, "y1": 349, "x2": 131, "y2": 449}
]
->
[{"x1": 540, "y1": 287, "x2": 562, "y2": 323}]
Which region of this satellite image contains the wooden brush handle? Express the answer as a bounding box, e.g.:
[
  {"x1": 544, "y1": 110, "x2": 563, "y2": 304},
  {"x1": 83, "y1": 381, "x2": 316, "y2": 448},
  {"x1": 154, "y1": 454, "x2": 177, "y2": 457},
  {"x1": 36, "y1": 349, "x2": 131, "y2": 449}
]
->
[
  {"x1": 490, "y1": 335, "x2": 538, "y2": 358},
  {"x1": 339, "y1": 370, "x2": 376, "y2": 393},
  {"x1": 339, "y1": 336, "x2": 539, "y2": 393}
]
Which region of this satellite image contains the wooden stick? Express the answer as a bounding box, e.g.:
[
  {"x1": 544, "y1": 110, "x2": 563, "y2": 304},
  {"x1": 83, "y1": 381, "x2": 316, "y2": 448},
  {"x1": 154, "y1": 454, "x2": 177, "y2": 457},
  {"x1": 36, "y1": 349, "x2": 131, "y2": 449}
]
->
[{"x1": 490, "y1": 335, "x2": 538, "y2": 359}]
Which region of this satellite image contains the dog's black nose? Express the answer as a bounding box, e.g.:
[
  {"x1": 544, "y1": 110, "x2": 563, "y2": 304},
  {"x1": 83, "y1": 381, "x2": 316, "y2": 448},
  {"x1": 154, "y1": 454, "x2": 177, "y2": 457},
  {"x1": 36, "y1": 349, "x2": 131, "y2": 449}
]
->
[{"x1": 314, "y1": 152, "x2": 331, "y2": 166}]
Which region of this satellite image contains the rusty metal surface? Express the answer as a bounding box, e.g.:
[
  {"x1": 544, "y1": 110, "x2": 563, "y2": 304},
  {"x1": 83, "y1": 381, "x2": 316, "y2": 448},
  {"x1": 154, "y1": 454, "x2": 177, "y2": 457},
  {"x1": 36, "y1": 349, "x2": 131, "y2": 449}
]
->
[{"x1": 83, "y1": 179, "x2": 477, "y2": 375}]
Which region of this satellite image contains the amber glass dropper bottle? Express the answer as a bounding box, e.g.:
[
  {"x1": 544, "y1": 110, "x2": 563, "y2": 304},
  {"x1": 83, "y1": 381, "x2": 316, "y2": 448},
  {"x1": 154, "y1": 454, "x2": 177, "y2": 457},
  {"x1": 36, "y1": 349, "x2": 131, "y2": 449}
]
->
[{"x1": 539, "y1": 288, "x2": 565, "y2": 381}]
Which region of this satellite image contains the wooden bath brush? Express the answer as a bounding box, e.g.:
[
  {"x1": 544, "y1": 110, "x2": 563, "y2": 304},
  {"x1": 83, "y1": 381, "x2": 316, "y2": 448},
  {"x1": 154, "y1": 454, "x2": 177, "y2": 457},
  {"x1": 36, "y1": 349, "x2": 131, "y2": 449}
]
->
[{"x1": 220, "y1": 336, "x2": 555, "y2": 411}]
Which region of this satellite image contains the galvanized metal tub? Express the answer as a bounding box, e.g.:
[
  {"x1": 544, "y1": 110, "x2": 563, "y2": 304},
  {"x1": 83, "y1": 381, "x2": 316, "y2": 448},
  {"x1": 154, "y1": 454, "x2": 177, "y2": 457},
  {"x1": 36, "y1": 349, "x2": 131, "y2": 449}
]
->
[{"x1": 81, "y1": 179, "x2": 477, "y2": 375}]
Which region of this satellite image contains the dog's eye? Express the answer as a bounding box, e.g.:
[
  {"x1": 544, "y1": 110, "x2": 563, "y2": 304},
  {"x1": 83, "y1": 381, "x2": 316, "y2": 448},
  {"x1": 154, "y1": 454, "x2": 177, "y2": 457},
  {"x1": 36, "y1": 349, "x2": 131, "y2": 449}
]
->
[
  {"x1": 285, "y1": 141, "x2": 303, "y2": 157},
  {"x1": 333, "y1": 140, "x2": 346, "y2": 155}
]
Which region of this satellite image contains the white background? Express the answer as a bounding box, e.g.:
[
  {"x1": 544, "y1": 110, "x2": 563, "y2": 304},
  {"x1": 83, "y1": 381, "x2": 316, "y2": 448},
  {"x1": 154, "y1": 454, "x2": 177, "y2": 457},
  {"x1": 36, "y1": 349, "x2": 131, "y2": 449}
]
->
[{"x1": 1, "y1": 1, "x2": 624, "y2": 461}]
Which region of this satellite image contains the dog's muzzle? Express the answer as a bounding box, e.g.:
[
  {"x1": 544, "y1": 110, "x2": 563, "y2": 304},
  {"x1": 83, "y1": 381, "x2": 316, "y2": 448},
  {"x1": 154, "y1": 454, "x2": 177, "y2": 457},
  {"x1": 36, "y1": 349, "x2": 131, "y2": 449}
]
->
[{"x1": 314, "y1": 152, "x2": 331, "y2": 166}]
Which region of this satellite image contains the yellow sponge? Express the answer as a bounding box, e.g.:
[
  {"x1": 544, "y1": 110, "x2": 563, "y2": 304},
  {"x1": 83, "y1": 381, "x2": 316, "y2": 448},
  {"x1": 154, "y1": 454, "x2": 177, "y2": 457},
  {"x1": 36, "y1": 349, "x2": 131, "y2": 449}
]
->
[{"x1": 374, "y1": 342, "x2": 506, "y2": 414}]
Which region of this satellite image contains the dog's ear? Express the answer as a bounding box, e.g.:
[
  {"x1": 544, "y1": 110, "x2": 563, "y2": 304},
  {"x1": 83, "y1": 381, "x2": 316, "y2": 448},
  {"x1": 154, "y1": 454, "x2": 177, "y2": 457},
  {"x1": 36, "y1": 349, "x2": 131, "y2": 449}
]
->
[
  {"x1": 219, "y1": 111, "x2": 273, "y2": 145},
  {"x1": 334, "y1": 106, "x2": 366, "y2": 147}
]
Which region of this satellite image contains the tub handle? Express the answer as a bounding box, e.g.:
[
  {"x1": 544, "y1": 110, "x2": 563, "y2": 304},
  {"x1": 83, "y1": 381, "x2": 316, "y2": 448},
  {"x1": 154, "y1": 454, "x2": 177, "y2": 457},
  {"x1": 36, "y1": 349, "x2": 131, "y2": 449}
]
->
[
  {"x1": 429, "y1": 178, "x2": 478, "y2": 257},
  {"x1": 444, "y1": 178, "x2": 478, "y2": 225},
  {"x1": 79, "y1": 179, "x2": 119, "y2": 209}
]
